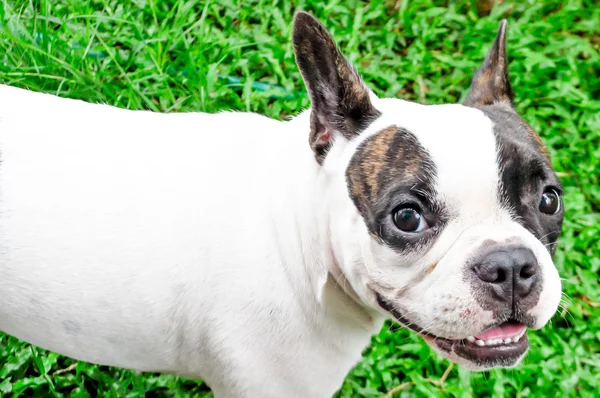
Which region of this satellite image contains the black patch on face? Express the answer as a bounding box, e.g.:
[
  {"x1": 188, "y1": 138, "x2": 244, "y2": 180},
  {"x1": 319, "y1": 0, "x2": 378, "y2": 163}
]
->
[
  {"x1": 346, "y1": 126, "x2": 448, "y2": 253},
  {"x1": 459, "y1": 104, "x2": 561, "y2": 322},
  {"x1": 478, "y1": 104, "x2": 564, "y2": 255}
]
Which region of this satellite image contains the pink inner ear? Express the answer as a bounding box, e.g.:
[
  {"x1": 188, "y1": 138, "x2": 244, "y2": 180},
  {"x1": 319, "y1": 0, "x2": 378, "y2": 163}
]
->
[{"x1": 314, "y1": 130, "x2": 332, "y2": 146}]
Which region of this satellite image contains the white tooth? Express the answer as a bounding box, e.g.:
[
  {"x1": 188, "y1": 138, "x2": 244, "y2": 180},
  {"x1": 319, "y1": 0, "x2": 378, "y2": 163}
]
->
[
  {"x1": 514, "y1": 335, "x2": 521, "y2": 343},
  {"x1": 504, "y1": 338, "x2": 513, "y2": 344},
  {"x1": 486, "y1": 339, "x2": 497, "y2": 346},
  {"x1": 476, "y1": 339, "x2": 485, "y2": 346},
  {"x1": 467, "y1": 336, "x2": 476, "y2": 343}
]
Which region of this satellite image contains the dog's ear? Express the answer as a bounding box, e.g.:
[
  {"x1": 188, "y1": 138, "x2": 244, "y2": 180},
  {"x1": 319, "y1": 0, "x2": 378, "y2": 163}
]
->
[
  {"x1": 292, "y1": 12, "x2": 379, "y2": 163},
  {"x1": 464, "y1": 20, "x2": 513, "y2": 107}
]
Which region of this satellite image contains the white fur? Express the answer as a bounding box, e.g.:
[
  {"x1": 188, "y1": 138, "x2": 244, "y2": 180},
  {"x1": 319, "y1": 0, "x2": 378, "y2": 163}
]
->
[{"x1": 0, "y1": 81, "x2": 561, "y2": 396}]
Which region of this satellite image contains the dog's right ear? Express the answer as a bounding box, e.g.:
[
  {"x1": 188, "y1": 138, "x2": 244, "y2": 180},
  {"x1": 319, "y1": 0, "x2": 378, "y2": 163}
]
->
[
  {"x1": 464, "y1": 20, "x2": 513, "y2": 107},
  {"x1": 292, "y1": 12, "x2": 380, "y2": 164}
]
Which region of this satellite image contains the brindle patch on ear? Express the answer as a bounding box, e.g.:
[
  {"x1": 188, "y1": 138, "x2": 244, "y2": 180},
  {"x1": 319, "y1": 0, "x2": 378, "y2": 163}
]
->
[
  {"x1": 292, "y1": 12, "x2": 380, "y2": 163},
  {"x1": 464, "y1": 20, "x2": 513, "y2": 106},
  {"x1": 346, "y1": 126, "x2": 445, "y2": 252}
]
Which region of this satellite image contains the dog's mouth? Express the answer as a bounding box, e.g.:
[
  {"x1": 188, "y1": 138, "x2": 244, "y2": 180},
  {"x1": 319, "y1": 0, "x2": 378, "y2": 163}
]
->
[
  {"x1": 422, "y1": 320, "x2": 528, "y2": 366},
  {"x1": 376, "y1": 294, "x2": 529, "y2": 367}
]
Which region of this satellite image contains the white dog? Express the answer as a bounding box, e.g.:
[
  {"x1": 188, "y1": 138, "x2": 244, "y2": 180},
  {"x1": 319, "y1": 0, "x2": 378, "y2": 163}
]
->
[{"x1": 0, "y1": 12, "x2": 564, "y2": 397}]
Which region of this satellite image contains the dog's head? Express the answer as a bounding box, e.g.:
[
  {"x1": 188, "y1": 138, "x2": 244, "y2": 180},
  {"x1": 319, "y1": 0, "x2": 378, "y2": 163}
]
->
[{"x1": 293, "y1": 12, "x2": 563, "y2": 370}]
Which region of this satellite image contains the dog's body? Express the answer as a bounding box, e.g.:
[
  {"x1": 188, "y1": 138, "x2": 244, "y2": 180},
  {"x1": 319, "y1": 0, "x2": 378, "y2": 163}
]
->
[
  {"x1": 0, "y1": 84, "x2": 386, "y2": 396},
  {"x1": 0, "y1": 85, "x2": 374, "y2": 396},
  {"x1": 0, "y1": 13, "x2": 564, "y2": 397}
]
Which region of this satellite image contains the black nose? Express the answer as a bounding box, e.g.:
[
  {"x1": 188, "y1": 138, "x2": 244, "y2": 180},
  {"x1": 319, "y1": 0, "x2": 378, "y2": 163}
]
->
[{"x1": 473, "y1": 245, "x2": 539, "y2": 304}]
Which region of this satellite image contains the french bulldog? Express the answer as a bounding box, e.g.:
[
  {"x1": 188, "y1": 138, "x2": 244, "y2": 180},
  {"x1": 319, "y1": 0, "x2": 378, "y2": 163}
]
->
[{"x1": 0, "y1": 11, "x2": 563, "y2": 398}]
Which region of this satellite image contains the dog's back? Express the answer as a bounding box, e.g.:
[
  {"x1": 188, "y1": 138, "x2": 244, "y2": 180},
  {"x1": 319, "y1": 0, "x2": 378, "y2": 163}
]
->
[{"x1": 0, "y1": 84, "x2": 313, "y2": 374}]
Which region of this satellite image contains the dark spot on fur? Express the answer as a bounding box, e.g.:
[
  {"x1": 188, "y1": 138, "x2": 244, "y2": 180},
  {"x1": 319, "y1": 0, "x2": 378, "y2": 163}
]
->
[
  {"x1": 30, "y1": 297, "x2": 43, "y2": 307},
  {"x1": 62, "y1": 320, "x2": 81, "y2": 334},
  {"x1": 426, "y1": 263, "x2": 437, "y2": 274}
]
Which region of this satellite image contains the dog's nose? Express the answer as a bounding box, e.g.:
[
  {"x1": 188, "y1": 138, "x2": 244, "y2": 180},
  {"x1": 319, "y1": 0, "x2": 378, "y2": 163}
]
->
[{"x1": 473, "y1": 245, "x2": 539, "y2": 303}]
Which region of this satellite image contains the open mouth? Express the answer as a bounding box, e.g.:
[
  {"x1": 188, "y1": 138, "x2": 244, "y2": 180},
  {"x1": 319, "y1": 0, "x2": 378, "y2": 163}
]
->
[
  {"x1": 424, "y1": 320, "x2": 529, "y2": 366},
  {"x1": 376, "y1": 294, "x2": 529, "y2": 367}
]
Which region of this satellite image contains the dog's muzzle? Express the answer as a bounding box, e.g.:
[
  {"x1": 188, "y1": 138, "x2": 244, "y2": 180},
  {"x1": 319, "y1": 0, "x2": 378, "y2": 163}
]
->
[{"x1": 376, "y1": 244, "x2": 547, "y2": 369}]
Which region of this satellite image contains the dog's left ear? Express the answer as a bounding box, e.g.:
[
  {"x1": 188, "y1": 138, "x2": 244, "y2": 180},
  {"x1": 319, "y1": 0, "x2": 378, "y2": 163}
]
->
[
  {"x1": 292, "y1": 12, "x2": 379, "y2": 163},
  {"x1": 464, "y1": 20, "x2": 513, "y2": 106}
]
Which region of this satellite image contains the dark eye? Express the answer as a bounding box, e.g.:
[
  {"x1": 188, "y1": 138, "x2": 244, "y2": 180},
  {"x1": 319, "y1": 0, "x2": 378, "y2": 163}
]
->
[
  {"x1": 539, "y1": 189, "x2": 561, "y2": 215},
  {"x1": 392, "y1": 206, "x2": 429, "y2": 233}
]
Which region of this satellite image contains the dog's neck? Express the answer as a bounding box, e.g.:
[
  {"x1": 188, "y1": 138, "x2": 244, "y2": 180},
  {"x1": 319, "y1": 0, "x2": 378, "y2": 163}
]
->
[{"x1": 280, "y1": 112, "x2": 383, "y2": 332}]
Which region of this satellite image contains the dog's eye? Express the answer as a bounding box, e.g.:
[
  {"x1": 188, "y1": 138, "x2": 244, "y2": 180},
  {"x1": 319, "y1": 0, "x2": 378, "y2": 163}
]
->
[
  {"x1": 392, "y1": 206, "x2": 429, "y2": 233},
  {"x1": 539, "y1": 188, "x2": 561, "y2": 215}
]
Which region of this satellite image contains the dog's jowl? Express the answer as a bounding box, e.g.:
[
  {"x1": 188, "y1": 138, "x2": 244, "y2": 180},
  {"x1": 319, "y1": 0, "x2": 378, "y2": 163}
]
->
[{"x1": 0, "y1": 12, "x2": 564, "y2": 398}]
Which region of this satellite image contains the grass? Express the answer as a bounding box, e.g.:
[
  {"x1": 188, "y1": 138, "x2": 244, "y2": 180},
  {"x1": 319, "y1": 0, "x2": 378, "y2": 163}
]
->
[{"x1": 0, "y1": 0, "x2": 598, "y2": 396}]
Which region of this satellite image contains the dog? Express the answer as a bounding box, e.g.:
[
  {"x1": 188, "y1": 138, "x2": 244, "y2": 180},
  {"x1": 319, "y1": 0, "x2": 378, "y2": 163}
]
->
[{"x1": 0, "y1": 12, "x2": 564, "y2": 398}]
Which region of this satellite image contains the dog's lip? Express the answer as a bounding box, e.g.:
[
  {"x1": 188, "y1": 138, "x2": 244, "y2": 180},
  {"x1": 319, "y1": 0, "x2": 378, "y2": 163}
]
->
[
  {"x1": 375, "y1": 293, "x2": 425, "y2": 334},
  {"x1": 376, "y1": 293, "x2": 530, "y2": 363}
]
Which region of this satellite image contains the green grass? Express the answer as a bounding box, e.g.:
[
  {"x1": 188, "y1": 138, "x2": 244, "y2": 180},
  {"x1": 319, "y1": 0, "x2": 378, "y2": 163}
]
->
[{"x1": 0, "y1": 0, "x2": 598, "y2": 396}]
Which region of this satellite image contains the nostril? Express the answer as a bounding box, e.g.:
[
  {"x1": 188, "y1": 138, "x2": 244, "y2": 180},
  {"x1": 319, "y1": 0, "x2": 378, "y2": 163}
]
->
[
  {"x1": 474, "y1": 262, "x2": 508, "y2": 284},
  {"x1": 495, "y1": 268, "x2": 507, "y2": 283},
  {"x1": 520, "y1": 264, "x2": 536, "y2": 279},
  {"x1": 473, "y1": 245, "x2": 539, "y2": 302}
]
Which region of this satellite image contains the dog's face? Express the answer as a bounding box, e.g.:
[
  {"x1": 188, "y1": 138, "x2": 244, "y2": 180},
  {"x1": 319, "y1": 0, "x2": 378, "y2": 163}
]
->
[{"x1": 293, "y1": 13, "x2": 564, "y2": 370}]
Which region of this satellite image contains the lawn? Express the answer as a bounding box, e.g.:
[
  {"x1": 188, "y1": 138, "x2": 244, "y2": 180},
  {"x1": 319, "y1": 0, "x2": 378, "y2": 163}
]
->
[{"x1": 0, "y1": 0, "x2": 598, "y2": 396}]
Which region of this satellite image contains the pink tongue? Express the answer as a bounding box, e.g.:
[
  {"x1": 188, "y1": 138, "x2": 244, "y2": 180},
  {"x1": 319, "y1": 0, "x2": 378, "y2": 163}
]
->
[{"x1": 475, "y1": 322, "x2": 526, "y2": 340}]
